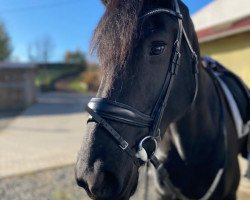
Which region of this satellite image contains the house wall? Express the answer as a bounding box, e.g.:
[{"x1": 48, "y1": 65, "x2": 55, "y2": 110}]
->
[{"x1": 199, "y1": 31, "x2": 250, "y2": 86}]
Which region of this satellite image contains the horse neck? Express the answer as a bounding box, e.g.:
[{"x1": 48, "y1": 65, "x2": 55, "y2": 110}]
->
[{"x1": 170, "y1": 63, "x2": 224, "y2": 164}]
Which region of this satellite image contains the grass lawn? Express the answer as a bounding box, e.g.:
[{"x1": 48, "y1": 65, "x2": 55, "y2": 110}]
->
[
  {"x1": 68, "y1": 76, "x2": 88, "y2": 93},
  {"x1": 35, "y1": 69, "x2": 67, "y2": 87}
]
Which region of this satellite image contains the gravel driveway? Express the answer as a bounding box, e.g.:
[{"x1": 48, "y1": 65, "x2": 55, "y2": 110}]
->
[
  {"x1": 0, "y1": 165, "x2": 85, "y2": 200},
  {"x1": 0, "y1": 164, "x2": 157, "y2": 200},
  {"x1": 1, "y1": 161, "x2": 249, "y2": 200}
]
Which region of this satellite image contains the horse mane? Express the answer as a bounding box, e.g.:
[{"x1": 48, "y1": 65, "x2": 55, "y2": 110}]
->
[
  {"x1": 92, "y1": 0, "x2": 201, "y2": 75},
  {"x1": 91, "y1": 0, "x2": 143, "y2": 74}
]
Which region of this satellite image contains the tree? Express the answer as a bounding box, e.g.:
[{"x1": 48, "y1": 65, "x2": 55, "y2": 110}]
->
[
  {"x1": 64, "y1": 49, "x2": 87, "y2": 66},
  {"x1": 27, "y1": 36, "x2": 55, "y2": 91},
  {"x1": 0, "y1": 22, "x2": 11, "y2": 61},
  {"x1": 64, "y1": 49, "x2": 87, "y2": 72},
  {"x1": 28, "y1": 35, "x2": 55, "y2": 63}
]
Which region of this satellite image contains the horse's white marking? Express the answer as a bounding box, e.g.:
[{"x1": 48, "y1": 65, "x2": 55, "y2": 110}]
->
[
  {"x1": 150, "y1": 161, "x2": 167, "y2": 195},
  {"x1": 170, "y1": 123, "x2": 186, "y2": 161}
]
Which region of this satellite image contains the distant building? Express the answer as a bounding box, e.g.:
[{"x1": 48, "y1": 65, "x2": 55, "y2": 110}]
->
[
  {"x1": 192, "y1": 0, "x2": 250, "y2": 85},
  {"x1": 0, "y1": 63, "x2": 37, "y2": 110}
]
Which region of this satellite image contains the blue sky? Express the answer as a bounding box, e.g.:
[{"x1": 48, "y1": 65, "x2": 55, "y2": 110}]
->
[{"x1": 0, "y1": 0, "x2": 212, "y2": 62}]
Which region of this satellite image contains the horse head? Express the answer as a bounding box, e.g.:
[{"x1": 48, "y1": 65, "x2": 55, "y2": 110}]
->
[{"x1": 75, "y1": 0, "x2": 200, "y2": 199}]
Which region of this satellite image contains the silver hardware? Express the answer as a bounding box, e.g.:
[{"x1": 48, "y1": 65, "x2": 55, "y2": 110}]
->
[
  {"x1": 137, "y1": 136, "x2": 158, "y2": 162},
  {"x1": 120, "y1": 141, "x2": 129, "y2": 150}
]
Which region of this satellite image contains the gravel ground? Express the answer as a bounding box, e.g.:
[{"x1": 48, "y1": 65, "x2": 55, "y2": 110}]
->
[
  {"x1": 0, "y1": 165, "x2": 86, "y2": 200},
  {"x1": 0, "y1": 164, "x2": 156, "y2": 200},
  {"x1": 0, "y1": 164, "x2": 249, "y2": 200}
]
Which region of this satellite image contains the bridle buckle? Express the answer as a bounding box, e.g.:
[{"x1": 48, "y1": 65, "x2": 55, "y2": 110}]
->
[{"x1": 119, "y1": 141, "x2": 129, "y2": 150}]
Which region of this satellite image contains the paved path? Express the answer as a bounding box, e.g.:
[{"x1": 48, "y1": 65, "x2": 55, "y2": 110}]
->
[
  {"x1": 0, "y1": 92, "x2": 92, "y2": 178},
  {"x1": 0, "y1": 110, "x2": 22, "y2": 130}
]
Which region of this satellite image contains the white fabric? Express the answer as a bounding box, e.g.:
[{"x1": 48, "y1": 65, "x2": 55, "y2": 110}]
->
[
  {"x1": 217, "y1": 76, "x2": 249, "y2": 139},
  {"x1": 136, "y1": 148, "x2": 148, "y2": 162}
]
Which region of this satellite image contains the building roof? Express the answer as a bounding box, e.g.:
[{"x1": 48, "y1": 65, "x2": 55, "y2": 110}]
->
[
  {"x1": 196, "y1": 16, "x2": 250, "y2": 43},
  {"x1": 192, "y1": 0, "x2": 250, "y2": 31}
]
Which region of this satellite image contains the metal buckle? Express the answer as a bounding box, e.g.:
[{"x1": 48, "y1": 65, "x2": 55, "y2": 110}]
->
[{"x1": 119, "y1": 141, "x2": 129, "y2": 150}]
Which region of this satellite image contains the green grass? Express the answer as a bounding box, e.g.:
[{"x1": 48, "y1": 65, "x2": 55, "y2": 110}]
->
[
  {"x1": 35, "y1": 67, "x2": 90, "y2": 93},
  {"x1": 68, "y1": 76, "x2": 88, "y2": 93},
  {"x1": 35, "y1": 68, "x2": 81, "y2": 88},
  {"x1": 35, "y1": 69, "x2": 62, "y2": 87}
]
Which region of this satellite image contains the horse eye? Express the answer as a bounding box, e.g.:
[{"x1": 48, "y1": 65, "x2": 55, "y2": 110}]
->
[{"x1": 150, "y1": 43, "x2": 166, "y2": 55}]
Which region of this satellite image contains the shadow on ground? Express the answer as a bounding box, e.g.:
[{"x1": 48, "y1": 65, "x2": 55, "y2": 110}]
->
[{"x1": 22, "y1": 92, "x2": 94, "y2": 117}]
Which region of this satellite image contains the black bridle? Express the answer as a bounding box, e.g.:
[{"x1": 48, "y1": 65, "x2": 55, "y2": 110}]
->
[{"x1": 86, "y1": 0, "x2": 198, "y2": 166}]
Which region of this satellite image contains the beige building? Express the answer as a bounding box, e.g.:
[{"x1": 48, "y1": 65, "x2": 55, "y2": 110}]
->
[{"x1": 192, "y1": 0, "x2": 250, "y2": 86}]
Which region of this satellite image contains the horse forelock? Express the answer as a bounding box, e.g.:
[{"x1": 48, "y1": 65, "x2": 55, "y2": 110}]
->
[
  {"x1": 91, "y1": 0, "x2": 143, "y2": 75},
  {"x1": 92, "y1": 0, "x2": 194, "y2": 77}
]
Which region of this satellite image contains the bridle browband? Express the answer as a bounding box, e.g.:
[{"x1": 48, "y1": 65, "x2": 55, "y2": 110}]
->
[{"x1": 86, "y1": 0, "x2": 200, "y2": 198}]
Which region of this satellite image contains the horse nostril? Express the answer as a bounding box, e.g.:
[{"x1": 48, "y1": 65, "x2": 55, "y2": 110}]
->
[
  {"x1": 75, "y1": 168, "x2": 89, "y2": 191},
  {"x1": 76, "y1": 177, "x2": 86, "y2": 188},
  {"x1": 88, "y1": 170, "x2": 121, "y2": 199},
  {"x1": 75, "y1": 158, "x2": 123, "y2": 199}
]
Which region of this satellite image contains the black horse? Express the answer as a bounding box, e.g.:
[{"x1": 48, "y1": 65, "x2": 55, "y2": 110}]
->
[{"x1": 75, "y1": 0, "x2": 250, "y2": 199}]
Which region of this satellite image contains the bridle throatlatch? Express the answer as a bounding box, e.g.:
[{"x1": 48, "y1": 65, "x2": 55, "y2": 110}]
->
[{"x1": 85, "y1": 0, "x2": 227, "y2": 199}]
